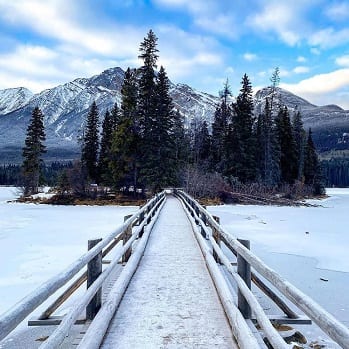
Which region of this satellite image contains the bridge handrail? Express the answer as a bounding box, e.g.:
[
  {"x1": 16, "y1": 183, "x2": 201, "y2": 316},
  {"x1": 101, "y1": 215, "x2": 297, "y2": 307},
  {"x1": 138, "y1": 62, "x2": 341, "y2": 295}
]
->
[
  {"x1": 178, "y1": 194, "x2": 290, "y2": 349},
  {"x1": 40, "y1": 194, "x2": 166, "y2": 349},
  {"x1": 0, "y1": 191, "x2": 166, "y2": 342},
  {"x1": 176, "y1": 190, "x2": 349, "y2": 349}
]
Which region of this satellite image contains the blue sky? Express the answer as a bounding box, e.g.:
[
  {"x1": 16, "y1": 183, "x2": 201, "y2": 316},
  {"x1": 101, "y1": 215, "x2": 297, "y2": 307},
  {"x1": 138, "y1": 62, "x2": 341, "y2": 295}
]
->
[{"x1": 1, "y1": 0, "x2": 349, "y2": 108}]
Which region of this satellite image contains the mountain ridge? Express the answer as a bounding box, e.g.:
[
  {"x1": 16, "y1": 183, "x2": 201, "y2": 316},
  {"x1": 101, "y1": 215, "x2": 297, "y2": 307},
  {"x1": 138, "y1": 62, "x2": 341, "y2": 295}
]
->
[{"x1": 0, "y1": 67, "x2": 348, "y2": 163}]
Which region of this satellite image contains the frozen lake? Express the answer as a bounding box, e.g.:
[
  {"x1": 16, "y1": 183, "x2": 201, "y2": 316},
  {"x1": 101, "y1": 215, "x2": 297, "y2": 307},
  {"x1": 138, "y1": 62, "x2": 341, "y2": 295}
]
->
[
  {"x1": 208, "y1": 188, "x2": 349, "y2": 348},
  {"x1": 0, "y1": 187, "x2": 137, "y2": 315},
  {"x1": 0, "y1": 187, "x2": 348, "y2": 348}
]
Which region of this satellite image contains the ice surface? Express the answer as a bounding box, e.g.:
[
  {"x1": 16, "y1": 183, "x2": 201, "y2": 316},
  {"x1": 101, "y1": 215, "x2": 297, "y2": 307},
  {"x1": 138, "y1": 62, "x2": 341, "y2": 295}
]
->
[
  {"x1": 208, "y1": 188, "x2": 349, "y2": 348},
  {"x1": 0, "y1": 187, "x2": 137, "y2": 315}
]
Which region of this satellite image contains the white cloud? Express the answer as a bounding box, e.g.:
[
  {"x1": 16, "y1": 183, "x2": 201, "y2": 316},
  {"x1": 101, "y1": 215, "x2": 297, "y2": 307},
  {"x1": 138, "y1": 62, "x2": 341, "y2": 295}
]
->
[
  {"x1": 243, "y1": 53, "x2": 258, "y2": 61},
  {"x1": 281, "y1": 69, "x2": 349, "y2": 108},
  {"x1": 0, "y1": 1, "x2": 144, "y2": 57},
  {"x1": 325, "y1": 2, "x2": 349, "y2": 21},
  {"x1": 297, "y1": 56, "x2": 307, "y2": 63},
  {"x1": 310, "y1": 47, "x2": 321, "y2": 55},
  {"x1": 335, "y1": 55, "x2": 349, "y2": 67},
  {"x1": 0, "y1": 43, "x2": 129, "y2": 92},
  {"x1": 293, "y1": 66, "x2": 310, "y2": 74},
  {"x1": 309, "y1": 28, "x2": 349, "y2": 49},
  {"x1": 246, "y1": 2, "x2": 305, "y2": 46},
  {"x1": 152, "y1": 0, "x2": 240, "y2": 38}
]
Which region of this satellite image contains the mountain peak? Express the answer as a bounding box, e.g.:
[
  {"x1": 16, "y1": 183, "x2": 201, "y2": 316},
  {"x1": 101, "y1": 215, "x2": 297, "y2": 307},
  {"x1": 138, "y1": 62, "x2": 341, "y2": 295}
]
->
[{"x1": 0, "y1": 87, "x2": 33, "y2": 115}]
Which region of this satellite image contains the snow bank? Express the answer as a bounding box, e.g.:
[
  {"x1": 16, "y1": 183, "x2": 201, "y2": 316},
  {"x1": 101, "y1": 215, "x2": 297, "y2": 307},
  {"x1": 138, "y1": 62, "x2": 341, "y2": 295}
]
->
[
  {"x1": 0, "y1": 187, "x2": 137, "y2": 314},
  {"x1": 208, "y1": 188, "x2": 349, "y2": 273}
]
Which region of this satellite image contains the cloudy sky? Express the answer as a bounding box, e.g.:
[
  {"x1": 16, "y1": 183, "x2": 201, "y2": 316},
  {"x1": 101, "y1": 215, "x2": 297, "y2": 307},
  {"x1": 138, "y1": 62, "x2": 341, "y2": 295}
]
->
[{"x1": 1, "y1": 0, "x2": 349, "y2": 108}]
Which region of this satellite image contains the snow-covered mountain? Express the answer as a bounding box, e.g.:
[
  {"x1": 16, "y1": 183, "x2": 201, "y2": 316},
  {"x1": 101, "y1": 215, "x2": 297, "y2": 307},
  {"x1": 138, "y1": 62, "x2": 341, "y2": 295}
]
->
[
  {"x1": 0, "y1": 68, "x2": 348, "y2": 163},
  {"x1": 0, "y1": 67, "x2": 218, "y2": 163},
  {"x1": 255, "y1": 87, "x2": 349, "y2": 153}
]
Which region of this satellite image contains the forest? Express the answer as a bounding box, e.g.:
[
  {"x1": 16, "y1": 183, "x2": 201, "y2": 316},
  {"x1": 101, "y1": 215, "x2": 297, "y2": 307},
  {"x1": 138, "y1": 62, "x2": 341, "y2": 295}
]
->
[{"x1": 2, "y1": 30, "x2": 330, "y2": 200}]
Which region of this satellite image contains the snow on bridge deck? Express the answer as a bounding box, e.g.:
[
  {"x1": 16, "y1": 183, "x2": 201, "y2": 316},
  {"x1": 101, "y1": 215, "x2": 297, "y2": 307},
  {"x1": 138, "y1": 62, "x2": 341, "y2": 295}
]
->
[{"x1": 100, "y1": 196, "x2": 237, "y2": 348}]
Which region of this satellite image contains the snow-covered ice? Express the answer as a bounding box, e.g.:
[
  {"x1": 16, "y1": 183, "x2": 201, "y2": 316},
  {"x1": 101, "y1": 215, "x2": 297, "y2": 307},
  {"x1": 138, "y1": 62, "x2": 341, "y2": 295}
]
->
[
  {"x1": 208, "y1": 188, "x2": 349, "y2": 348},
  {"x1": 0, "y1": 187, "x2": 137, "y2": 315},
  {"x1": 1, "y1": 187, "x2": 348, "y2": 348},
  {"x1": 208, "y1": 188, "x2": 349, "y2": 273}
]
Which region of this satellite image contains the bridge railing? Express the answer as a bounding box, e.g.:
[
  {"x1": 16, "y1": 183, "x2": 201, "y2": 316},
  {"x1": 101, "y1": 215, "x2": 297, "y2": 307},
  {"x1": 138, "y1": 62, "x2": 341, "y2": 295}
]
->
[
  {"x1": 176, "y1": 189, "x2": 349, "y2": 349},
  {"x1": 0, "y1": 191, "x2": 166, "y2": 345}
]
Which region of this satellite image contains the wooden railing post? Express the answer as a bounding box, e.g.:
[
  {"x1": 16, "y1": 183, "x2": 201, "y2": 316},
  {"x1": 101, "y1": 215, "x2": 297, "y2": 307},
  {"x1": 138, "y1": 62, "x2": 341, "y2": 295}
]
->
[
  {"x1": 212, "y1": 215, "x2": 221, "y2": 263},
  {"x1": 237, "y1": 239, "x2": 252, "y2": 319},
  {"x1": 86, "y1": 238, "x2": 102, "y2": 320},
  {"x1": 122, "y1": 215, "x2": 133, "y2": 263}
]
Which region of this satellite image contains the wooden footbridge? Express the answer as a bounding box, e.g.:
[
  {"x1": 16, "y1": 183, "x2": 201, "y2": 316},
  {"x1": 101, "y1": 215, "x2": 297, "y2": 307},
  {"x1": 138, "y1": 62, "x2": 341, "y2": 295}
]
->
[{"x1": 1, "y1": 191, "x2": 349, "y2": 348}]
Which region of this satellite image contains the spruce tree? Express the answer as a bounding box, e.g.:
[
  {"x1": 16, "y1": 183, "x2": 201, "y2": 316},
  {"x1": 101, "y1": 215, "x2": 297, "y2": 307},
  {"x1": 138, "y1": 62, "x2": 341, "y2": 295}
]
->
[
  {"x1": 22, "y1": 106, "x2": 46, "y2": 196},
  {"x1": 191, "y1": 119, "x2": 211, "y2": 167},
  {"x1": 81, "y1": 101, "x2": 99, "y2": 183},
  {"x1": 275, "y1": 106, "x2": 297, "y2": 183},
  {"x1": 292, "y1": 110, "x2": 306, "y2": 181},
  {"x1": 150, "y1": 65, "x2": 177, "y2": 189},
  {"x1": 137, "y1": 29, "x2": 159, "y2": 188},
  {"x1": 304, "y1": 129, "x2": 325, "y2": 195},
  {"x1": 231, "y1": 74, "x2": 256, "y2": 182},
  {"x1": 211, "y1": 80, "x2": 231, "y2": 173},
  {"x1": 110, "y1": 68, "x2": 140, "y2": 191},
  {"x1": 173, "y1": 109, "x2": 188, "y2": 168},
  {"x1": 99, "y1": 107, "x2": 118, "y2": 185},
  {"x1": 256, "y1": 99, "x2": 279, "y2": 186},
  {"x1": 304, "y1": 129, "x2": 317, "y2": 185}
]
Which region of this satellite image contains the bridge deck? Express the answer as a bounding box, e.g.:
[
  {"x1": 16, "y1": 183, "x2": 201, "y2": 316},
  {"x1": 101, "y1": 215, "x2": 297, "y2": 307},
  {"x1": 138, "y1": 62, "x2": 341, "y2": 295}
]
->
[{"x1": 100, "y1": 196, "x2": 237, "y2": 348}]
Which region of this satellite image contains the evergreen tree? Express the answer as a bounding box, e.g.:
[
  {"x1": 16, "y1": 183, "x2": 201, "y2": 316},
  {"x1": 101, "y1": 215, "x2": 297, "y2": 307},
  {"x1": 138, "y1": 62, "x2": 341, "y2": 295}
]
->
[
  {"x1": 191, "y1": 119, "x2": 211, "y2": 167},
  {"x1": 110, "y1": 102, "x2": 120, "y2": 130},
  {"x1": 173, "y1": 110, "x2": 189, "y2": 168},
  {"x1": 292, "y1": 109, "x2": 306, "y2": 181},
  {"x1": 149, "y1": 66, "x2": 178, "y2": 189},
  {"x1": 81, "y1": 101, "x2": 99, "y2": 183},
  {"x1": 304, "y1": 129, "x2": 325, "y2": 195},
  {"x1": 110, "y1": 68, "x2": 140, "y2": 190},
  {"x1": 275, "y1": 106, "x2": 297, "y2": 183},
  {"x1": 256, "y1": 99, "x2": 279, "y2": 185},
  {"x1": 211, "y1": 80, "x2": 232, "y2": 173},
  {"x1": 137, "y1": 29, "x2": 159, "y2": 187},
  {"x1": 231, "y1": 74, "x2": 256, "y2": 182},
  {"x1": 99, "y1": 107, "x2": 118, "y2": 185},
  {"x1": 22, "y1": 107, "x2": 46, "y2": 195}
]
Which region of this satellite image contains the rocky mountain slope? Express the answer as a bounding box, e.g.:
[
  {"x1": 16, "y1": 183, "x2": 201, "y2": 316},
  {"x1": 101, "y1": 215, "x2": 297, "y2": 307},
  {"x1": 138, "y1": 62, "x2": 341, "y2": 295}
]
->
[
  {"x1": 255, "y1": 87, "x2": 349, "y2": 153},
  {"x1": 0, "y1": 67, "x2": 348, "y2": 163},
  {"x1": 0, "y1": 67, "x2": 218, "y2": 163}
]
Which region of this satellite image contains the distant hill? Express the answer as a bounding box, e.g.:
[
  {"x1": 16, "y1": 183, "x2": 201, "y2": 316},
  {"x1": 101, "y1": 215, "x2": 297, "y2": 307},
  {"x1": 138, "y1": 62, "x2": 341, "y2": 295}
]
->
[
  {"x1": 0, "y1": 67, "x2": 348, "y2": 163},
  {"x1": 254, "y1": 87, "x2": 349, "y2": 155}
]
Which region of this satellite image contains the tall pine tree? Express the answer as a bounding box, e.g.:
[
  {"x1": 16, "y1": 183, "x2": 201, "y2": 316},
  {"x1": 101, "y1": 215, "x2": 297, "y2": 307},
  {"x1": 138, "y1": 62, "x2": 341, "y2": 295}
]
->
[
  {"x1": 150, "y1": 66, "x2": 178, "y2": 189},
  {"x1": 211, "y1": 80, "x2": 231, "y2": 173},
  {"x1": 22, "y1": 107, "x2": 46, "y2": 195},
  {"x1": 275, "y1": 106, "x2": 297, "y2": 183},
  {"x1": 304, "y1": 129, "x2": 325, "y2": 195},
  {"x1": 137, "y1": 30, "x2": 159, "y2": 188},
  {"x1": 99, "y1": 106, "x2": 118, "y2": 185},
  {"x1": 292, "y1": 110, "x2": 306, "y2": 181},
  {"x1": 81, "y1": 101, "x2": 99, "y2": 183},
  {"x1": 231, "y1": 74, "x2": 256, "y2": 182},
  {"x1": 110, "y1": 68, "x2": 140, "y2": 191}
]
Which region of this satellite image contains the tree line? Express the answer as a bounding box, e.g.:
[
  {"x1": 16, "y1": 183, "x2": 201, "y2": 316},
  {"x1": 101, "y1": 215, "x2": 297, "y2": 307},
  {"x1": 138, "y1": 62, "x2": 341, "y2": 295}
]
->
[{"x1": 18, "y1": 30, "x2": 325, "y2": 198}]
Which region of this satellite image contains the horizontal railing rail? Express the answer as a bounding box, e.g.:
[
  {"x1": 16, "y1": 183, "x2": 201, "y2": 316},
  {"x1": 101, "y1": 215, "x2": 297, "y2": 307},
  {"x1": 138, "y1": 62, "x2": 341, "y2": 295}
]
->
[
  {"x1": 0, "y1": 191, "x2": 166, "y2": 343},
  {"x1": 176, "y1": 189, "x2": 349, "y2": 349}
]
